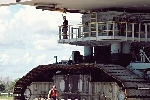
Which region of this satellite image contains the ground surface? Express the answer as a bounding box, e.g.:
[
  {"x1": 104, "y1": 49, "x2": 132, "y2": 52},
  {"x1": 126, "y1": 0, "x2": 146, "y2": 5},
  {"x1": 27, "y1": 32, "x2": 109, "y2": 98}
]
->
[{"x1": 0, "y1": 96, "x2": 13, "y2": 100}]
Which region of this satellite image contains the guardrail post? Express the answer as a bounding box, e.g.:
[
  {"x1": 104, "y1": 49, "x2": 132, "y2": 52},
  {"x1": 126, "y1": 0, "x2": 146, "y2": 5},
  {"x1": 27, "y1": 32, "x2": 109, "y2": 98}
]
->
[
  {"x1": 138, "y1": 23, "x2": 141, "y2": 42},
  {"x1": 68, "y1": 26, "x2": 70, "y2": 34},
  {"x1": 96, "y1": 22, "x2": 98, "y2": 41},
  {"x1": 78, "y1": 27, "x2": 81, "y2": 38},
  {"x1": 113, "y1": 22, "x2": 115, "y2": 39},
  {"x1": 132, "y1": 23, "x2": 135, "y2": 41},
  {"x1": 59, "y1": 26, "x2": 61, "y2": 40},
  {"x1": 145, "y1": 24, "x2": 148, "y2": 42},
  {"x1": 106, "y1": 22, "x2": 109, "y2": 39},
  {"x1": 76, "y1": 28, "x2": 77, "y2": 42},
  {"x1": 71, "y1": 27, "x2": 73, "y2": 39}
]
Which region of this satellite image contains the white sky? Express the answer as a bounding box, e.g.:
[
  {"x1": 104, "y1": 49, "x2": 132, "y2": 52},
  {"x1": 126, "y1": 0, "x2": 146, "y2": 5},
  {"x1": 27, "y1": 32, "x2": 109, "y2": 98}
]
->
[
  {"x1": 0, "y1": 5, "x2": 83, "y2": 80},
  {"x1": 0, "y1": 0, "x2": 31, "y2": 4}
]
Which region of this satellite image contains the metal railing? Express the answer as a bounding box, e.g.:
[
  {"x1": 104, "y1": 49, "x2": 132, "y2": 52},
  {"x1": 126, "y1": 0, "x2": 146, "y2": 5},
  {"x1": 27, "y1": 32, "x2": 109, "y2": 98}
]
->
[{"x1": 58, "y1": 22, "x2": 150, "y2": 43}]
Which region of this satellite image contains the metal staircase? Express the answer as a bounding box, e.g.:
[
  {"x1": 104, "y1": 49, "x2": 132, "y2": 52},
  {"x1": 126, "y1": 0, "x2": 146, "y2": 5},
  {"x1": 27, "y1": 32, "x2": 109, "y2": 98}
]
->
[{"x1": 98, "y1": 64, "x2": 150, "y2": 99}]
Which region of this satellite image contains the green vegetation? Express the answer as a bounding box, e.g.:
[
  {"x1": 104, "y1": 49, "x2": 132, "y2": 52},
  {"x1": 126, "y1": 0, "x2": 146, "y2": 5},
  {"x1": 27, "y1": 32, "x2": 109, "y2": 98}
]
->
[
  {"x1": 0, "y1": 76, "x2": 20, "y2": 100},
  {"x1": 0, "y1": 84, "x2": 5, "y2": 92},
  {"x1": 0, "y1": 77, "x2": 20, "y2": 93},
  {"x1": 0, "y1": 96, "x2": 13, "y2": 100}
]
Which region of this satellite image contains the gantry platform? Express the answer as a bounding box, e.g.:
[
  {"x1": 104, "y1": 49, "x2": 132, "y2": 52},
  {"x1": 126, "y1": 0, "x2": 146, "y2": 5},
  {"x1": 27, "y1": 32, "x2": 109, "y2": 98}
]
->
[{"x1": 58, "y1": 21, "x2": 150, "y2": 46}]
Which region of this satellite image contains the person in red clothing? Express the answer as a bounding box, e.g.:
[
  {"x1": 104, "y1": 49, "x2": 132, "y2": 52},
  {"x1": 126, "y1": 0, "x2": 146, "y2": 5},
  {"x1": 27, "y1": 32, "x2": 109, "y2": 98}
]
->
[{"x1": 48, "y1": 85, "x2": 57, "y2": 100}]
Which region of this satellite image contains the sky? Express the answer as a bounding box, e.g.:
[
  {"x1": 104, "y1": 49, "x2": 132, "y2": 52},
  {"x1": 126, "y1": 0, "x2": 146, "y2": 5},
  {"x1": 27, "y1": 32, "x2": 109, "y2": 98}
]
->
[{"x1": 0, "y1": 4, "x2": 83, "y2": 80}]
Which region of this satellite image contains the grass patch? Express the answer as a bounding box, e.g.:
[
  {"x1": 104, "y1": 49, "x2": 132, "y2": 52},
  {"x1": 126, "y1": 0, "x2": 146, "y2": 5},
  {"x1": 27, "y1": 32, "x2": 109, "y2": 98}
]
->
[{"x1": 0, "y1": 96, "x2": 13, "y2": 100}]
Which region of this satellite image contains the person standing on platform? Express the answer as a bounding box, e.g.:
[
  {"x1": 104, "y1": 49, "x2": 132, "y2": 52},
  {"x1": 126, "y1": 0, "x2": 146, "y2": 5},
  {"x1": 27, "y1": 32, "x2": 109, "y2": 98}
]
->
[{"x1": 62, "y1": 16, "x2": 68, "y2": 39}]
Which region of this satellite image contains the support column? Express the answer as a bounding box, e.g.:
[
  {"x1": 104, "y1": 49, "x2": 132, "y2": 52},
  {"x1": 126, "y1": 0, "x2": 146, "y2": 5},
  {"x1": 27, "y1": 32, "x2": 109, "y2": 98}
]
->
[
  {"x1": 121, "y1": 42, "x2": 132, "y2": 66},
  {"x1": 84, "y1": 46, "x2": 93, "y2": 63},
  {"x1": 111, "y1": 42, "x2": 121, "y2": 54},
  {"x1": 111, "y1": 42, "x2": 121, "y2": 64},
  {"x1": 122, "y1": 42, "x2": 131, "y2": 54},
  {"x1": 84, "y1": 46, "x2": 93, "y2": 56}
]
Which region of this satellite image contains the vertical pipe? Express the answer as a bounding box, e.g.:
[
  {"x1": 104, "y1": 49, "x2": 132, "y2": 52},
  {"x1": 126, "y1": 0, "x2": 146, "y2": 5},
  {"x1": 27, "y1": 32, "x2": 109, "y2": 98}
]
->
[{"x1": 54, "y1": 56, "x2": 57, "y2": 64}]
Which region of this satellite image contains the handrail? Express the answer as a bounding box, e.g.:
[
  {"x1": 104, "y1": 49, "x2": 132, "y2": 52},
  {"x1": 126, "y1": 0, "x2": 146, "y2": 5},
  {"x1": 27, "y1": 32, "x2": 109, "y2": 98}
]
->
[
  {"x1": 58, "y1": 21, "x2": 150, "y2": 43},
  {"x1": 58, "y1": 25, "x2": 73, "y2": 40}
]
